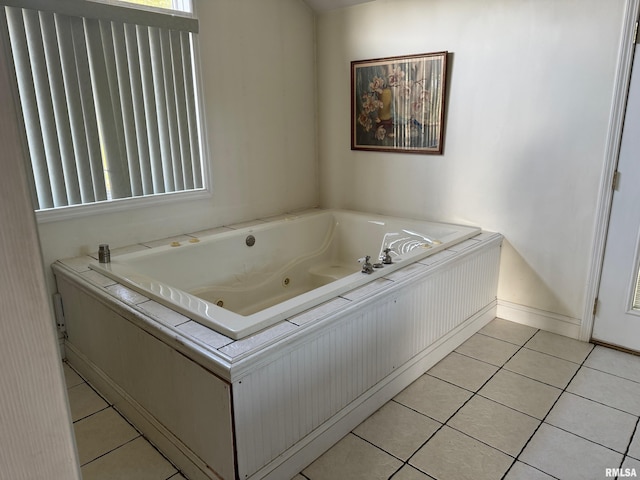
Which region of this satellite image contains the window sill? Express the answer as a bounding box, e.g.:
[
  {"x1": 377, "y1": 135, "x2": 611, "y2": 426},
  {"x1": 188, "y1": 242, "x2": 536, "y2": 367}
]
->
[{"x1": 35, "y1": 188, "x2": 211, "y2": 224}]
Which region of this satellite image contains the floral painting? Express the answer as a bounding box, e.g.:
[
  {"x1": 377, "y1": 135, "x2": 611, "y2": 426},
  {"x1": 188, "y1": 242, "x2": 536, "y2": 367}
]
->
[{"x1": 351, "y1": 52, "x2": 448, "y2": 154}]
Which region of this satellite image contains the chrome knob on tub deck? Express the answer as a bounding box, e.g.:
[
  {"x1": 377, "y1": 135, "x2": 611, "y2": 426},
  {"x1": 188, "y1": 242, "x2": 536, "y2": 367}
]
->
[
  {"x1": 98, "y1": 244, "x2": 111, "y2": 264},
  {"x1": 360, "y1": 255, "x2": 374, "y2": 274},
  {"x1": 381, "y1": 248, "x2": 393, "y2": 264}
]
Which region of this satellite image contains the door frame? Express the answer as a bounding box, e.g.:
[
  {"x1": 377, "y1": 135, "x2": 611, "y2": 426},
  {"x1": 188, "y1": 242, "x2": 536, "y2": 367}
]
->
[{"x1": 581, "y1": 0, "x2": 640, "y2": 341}]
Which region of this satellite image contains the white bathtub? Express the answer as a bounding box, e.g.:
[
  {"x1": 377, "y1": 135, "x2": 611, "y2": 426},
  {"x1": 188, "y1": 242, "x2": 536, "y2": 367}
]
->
[
  {"x1": 90, "y1": 209, "x2": 480, "y2": 339},
  {"x1": 55, "y1": 212, "x2": 501, "y2": 480}
]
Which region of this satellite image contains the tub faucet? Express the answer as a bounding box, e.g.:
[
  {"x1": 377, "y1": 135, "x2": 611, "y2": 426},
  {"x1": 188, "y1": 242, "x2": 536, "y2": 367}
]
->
[
  {"x1": 381, "y1": 248, "x2": 393, "y2": 264},
  {"x1": 360, "y1": 255, "x2": 374, "y2": 274},
  {"x1": 358, "y1": 255, "x2": 373, "y2": 274}
]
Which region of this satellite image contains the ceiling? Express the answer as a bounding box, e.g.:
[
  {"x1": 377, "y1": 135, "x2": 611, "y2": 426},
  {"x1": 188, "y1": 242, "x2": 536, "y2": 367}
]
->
[{"x1": 304, "y1": 0, "x2": 376, "y2": 12}]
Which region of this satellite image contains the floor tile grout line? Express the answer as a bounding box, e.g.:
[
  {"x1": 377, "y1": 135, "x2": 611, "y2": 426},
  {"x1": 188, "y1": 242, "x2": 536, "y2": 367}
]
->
[
  {"x1": 473, "y1": 391, "x2": 554, "y2": 422},
  {"x1": 398, "y1": 423, "x2": 516, "y2": 480},
  {"x1": 63, "y1": 361, "x2": 183, "y2": 478},
  {"x1": 65, "y1": 367, "x2": 112, "y2": 407},
  {"x1": 578, "y1": 363, "x2": 640, "y2": 386},
  {"x1": 516, "y1": 345, "x2": 589, "y2": 366},
  {"x1": 80, "y1": 433, "x2": 181, "y2": 479},
  {"x1": 398, "y1": 328, "x2": 539, "y2": 475},
  {"x1": 555, "y1": 389, "x2": 640, "y2": 418},
  {"x1": 452, "y1": 328, "x2": 541, "y2": 375},
  {"x1": 433, "y1": 334, "x2": 545, "y2": 470},
  {"x1": 110, "y1": 404, "x2": 147, "y2": 437},
  {"x1": 445, "y1": 423, "x2": 519, "y2": 458},
  {"x1": 389, "y1": 397, "x2": 450, "y2": 426},
  {"x1": 420, "y1": 356, "x2": 569, "y2": 405},
  {"x1": 400, "y1": 330, "x2": 539, "y2": 478},
  {"x1": 501, "y1": 342, "x2": 596, "y2": 479},
  {"x1": 423, "y1": 371, "x2": 477, "y2": 394},
  {"x1": 387, "y1": 463, "x2": 404, "y2": 480},
  {"x1": 478, "y1": 317, "x2": 539, "y2": 341},
  {"x1": 79, "y1": 435, "x2": 141, "y2": 468},
  {"x1": 72, "y1": 404, "x2": 115, "y2": 424},
  {"x1": 509, "y1": 459, "x2": 562, "y2": 480},
  {"x1": 475, "y1": 330, "x2": 536, "y2": 347},
  {"x1": 500, "y1": 364, "x2": 577, "y2": 391},
  {"x1": 542, "y1": 421, "x2": 633, "y2": 456},
  {"x1": 450, "y1": 337, "x2": 557, "y2": 421},
  {"x1": 165, "y1": 471, "x2": 186, "y2": 480},
  {"x1": 349, "y1": 430, "x2": 412, "y2": 465},
  {"x1": 452, "y1": 349, "x2": 519, "y2": 370},
  {"x1": 521, "y1": 332, "x2": 596, "y2": 365},
  {"x1": 620, "y1": 417, "x2": 640, "y2": 470}
]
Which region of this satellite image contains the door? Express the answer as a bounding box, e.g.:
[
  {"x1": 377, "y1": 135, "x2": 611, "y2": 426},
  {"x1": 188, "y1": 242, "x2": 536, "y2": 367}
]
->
[{"x1": 592, "y1": 45, "x2": 640, "y2": 350}]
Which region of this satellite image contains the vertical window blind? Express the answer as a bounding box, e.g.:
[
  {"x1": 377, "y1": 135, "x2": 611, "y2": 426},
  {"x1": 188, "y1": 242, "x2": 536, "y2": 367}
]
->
[{"x1": 2, "y1": 0, "x2": 203, "y2": 211}]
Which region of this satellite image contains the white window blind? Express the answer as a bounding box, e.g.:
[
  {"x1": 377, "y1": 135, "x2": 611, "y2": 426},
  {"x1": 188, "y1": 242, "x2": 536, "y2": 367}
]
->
[{"x1": 2, "y1": 0, "x2": 203, "y2": 211}]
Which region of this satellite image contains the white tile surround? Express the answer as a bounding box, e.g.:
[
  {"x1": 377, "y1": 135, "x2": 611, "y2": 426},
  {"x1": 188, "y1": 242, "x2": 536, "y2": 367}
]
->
[
  {"x1": 55, "y1": 213, "x2": 499, "y2": 369},
  {"x1": 65, "y1": 320, "x2": 640, "y2": 479}
]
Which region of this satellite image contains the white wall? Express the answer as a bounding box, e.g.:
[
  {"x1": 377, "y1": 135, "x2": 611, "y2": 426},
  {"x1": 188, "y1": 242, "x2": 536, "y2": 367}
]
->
[
  {"x1": 28, "y1": 0, "x2": 630, "y2": 339},
  {"x1": 37, "y1": 0, "x2": 318, "y2": 289},
  {"x1": 0, "y1": 20, "x2": 81, "y2": 479},
  {"x1": 317, "y1": 0, "x2": 626, "y2": 336}
]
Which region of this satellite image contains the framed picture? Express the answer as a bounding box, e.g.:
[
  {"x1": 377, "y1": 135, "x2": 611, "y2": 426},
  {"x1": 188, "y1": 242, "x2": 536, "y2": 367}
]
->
[{"x1": 351, "y1": 51, "x2": 448, "y2": 154}]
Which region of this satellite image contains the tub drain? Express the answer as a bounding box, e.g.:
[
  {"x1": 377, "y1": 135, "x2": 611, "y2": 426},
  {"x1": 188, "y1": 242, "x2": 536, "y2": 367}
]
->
[
  {"x1": 216, "y1": 300, "x2": 224, "y2": 307},
  {"x1": 282, "y1": 277, "x2": 291, "y2": 287}
]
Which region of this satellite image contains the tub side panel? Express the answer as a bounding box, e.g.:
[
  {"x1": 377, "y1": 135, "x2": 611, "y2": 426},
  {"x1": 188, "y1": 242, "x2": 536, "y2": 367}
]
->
[
  {"x1": 233, "y1": 241, "x2": 501, "y2": 479},
  {"x1": 57, "y1": 277, "x2": 236, "y2": 480}
]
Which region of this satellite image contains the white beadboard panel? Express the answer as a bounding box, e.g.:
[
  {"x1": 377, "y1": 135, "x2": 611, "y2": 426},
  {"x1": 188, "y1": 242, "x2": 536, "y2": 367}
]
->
[
  {"x1": 255, "y1": 304, "x2": 497, "y2": 480},
  {"x1": 233, "y1": 240, "x2": 501, "y2": 478},
  {"x1": 59, "y1": 278, "x2": 235, "y2": 480}
]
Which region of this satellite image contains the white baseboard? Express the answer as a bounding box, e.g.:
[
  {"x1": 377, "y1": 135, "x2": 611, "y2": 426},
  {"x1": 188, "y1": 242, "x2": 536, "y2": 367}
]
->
[{"x1": 496, "y1": 300, "x2": 582, "y2": 339}]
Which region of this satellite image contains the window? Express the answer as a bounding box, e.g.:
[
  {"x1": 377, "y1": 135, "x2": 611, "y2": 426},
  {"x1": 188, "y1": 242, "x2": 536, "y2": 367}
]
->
[
  {"x1": 2, "y1": 0, "x2": 205, "y2": 217},
  {"x1": 92, "y1": 0, "x2": 193, "y2": 16}
]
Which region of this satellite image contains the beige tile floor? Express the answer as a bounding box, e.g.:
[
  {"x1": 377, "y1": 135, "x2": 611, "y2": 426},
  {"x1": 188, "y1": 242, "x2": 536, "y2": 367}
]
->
[
  {"x1": 65, "y1": 318, "x2": 640, "y2": 480},
  {"x1": 297, "y1": 318, "x2": 640, "y2": 480}
]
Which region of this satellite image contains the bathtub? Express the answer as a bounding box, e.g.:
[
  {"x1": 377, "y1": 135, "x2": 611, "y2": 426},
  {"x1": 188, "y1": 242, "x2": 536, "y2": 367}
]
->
[
  {"x1": 90, "y1": 209, "x2": 481, "y2": 339},
  {"x1": 54, "y1": 210, "x2": 502, "y2": 480}
]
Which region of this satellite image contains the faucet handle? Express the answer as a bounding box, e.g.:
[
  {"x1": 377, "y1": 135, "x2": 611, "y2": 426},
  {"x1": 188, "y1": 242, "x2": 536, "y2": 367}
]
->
[{"x1": 359, "y1": 255, "x2": 374, "y2": 274}]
